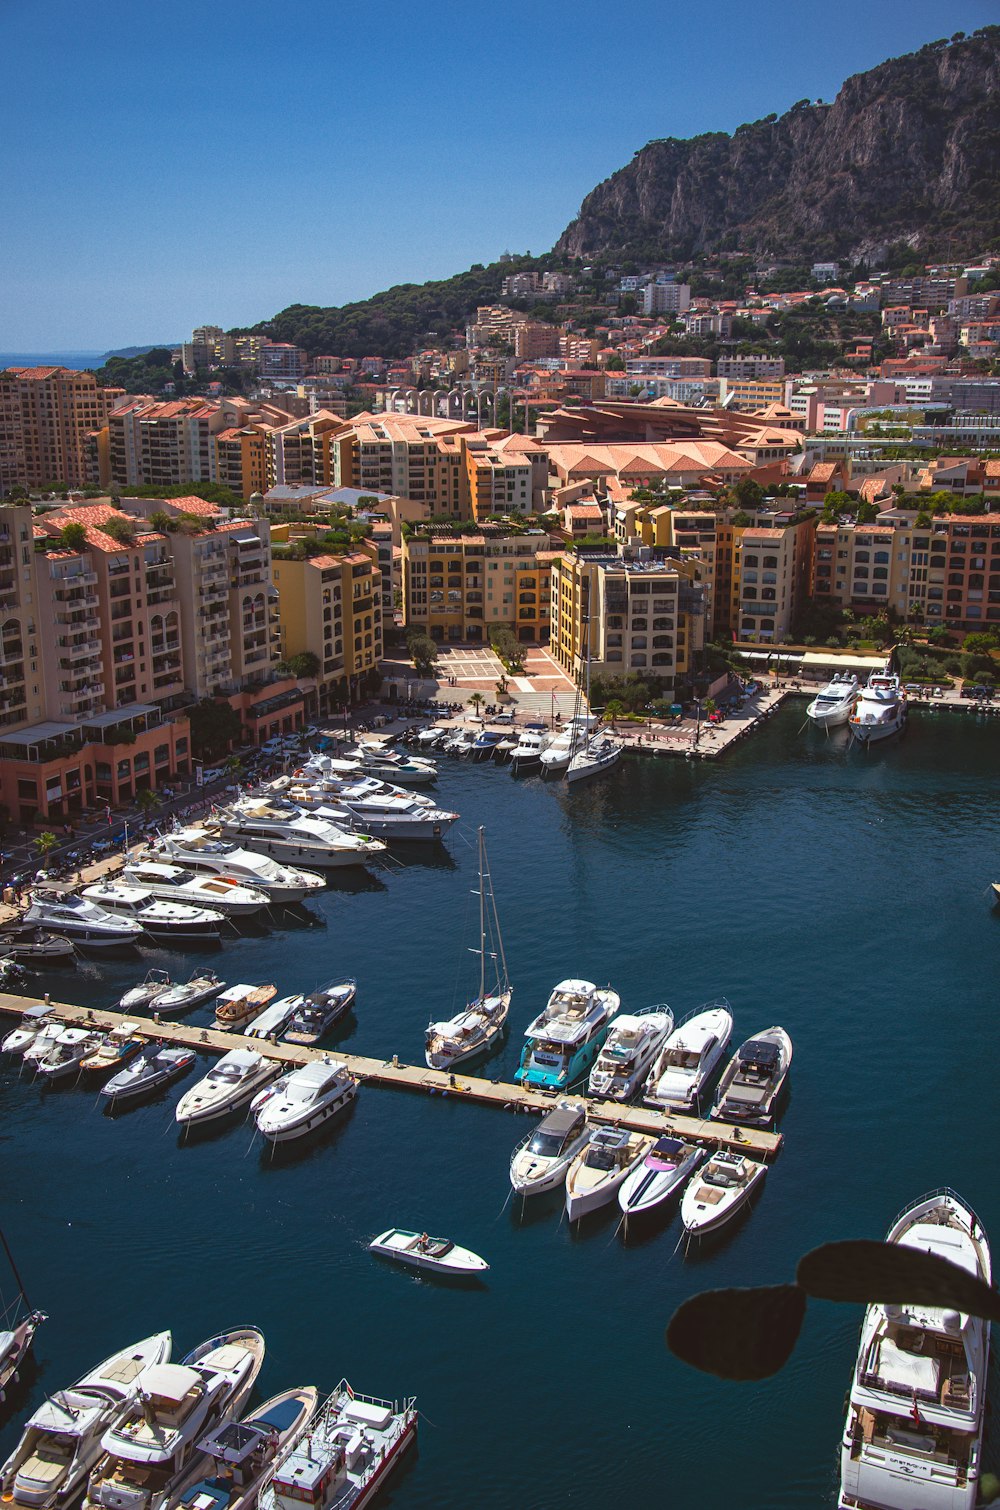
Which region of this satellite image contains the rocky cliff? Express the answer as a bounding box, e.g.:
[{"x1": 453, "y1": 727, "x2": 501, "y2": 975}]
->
[{"x1": 555, "y1": 29, "x2": 1000, "y2": 263}]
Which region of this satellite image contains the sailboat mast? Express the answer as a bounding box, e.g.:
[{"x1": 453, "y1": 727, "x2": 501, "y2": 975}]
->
[
  {"x1": 477, "y1": 826, "x2": 486, "y2": 1002},
  {"x1": 0, "y1": 1222, "x2": 32, "y2": 1311},
  {"x1": 481, "y1": 828, "x2": 509, "y2": 994}
]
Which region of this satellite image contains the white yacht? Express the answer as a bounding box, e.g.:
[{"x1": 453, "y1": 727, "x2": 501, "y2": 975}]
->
[
  {"x1": 587, "y1": 1007, "x2": 674, "y2": 1101},
  {"x1": 849, "y1": 669, "x2": 908, "y2": 745},
  {"x1": 85, "y1": 1328, "x2": 265, "y2": 1510},
  {"x1": 213, "y1": 799, "x2": 386, "y2": 870},
  {"x1": 806, "y1": 672, "x2": 859, "y2": 728},
  {"x1": 509, "y1": 1103, "x2": 592, "y2": 1196},
  {"x1": 175, "y1": 1050, "x2": 280, "y2": 1128},
  {"x1": 643, "y1": 1001, "x2": 733, "y2": 1113},
  {"x1": 251, "y1": 1059, "x2": 357, "y2": 1143},
  {"x1": 566, "y1": 732, "x2": 623, "y2": 784},
  {"x1": 22, "y1": 1021, "x2": 67, "y2": 1070},
  {"x1": 36, "y1": 1027, "x2": 102, "y2": 1082},
  {"x1": 2, "y1": 1005, "x2": 54, "y2": 1057},
  {"x1": 153, "y1": 971, "x2": 226, "y2": 1016},
  {"x1": 281, "y1": 759, "x2": 438, "y2": 813},
  {"x1": 539, "y1": 715, "x2": 597, "y2": 777},
  {"x1": 174, "y1": 1387, "x2": 318, "y2": 1510},
  {"x1": 256, "y1": 1380, "x2": 416, "y2": 1510},
  {"x1": 81, "y1": 883, "x2": 223, "y2": 943},
  {"x1": 442, "y1": 728, "x2": 477, "y2": 758},
  {"x1": 680, "y1": 1149, "x2": 767, "y2": 1236},
  {"x1": 282, "y1": 765, "x2": 457, "y2": 841},
  {"x1": 516, "y1": 978, "x2": 621, "y2": 1091},
  {"x1": 424, "y1": 827, "x2": 511, "y2": 1071},
  {"x1": 839, "y1": 1190, "x2": 991, "y2": 1510},
  {"x1": 147, "y1": 830, "x2": 325, "y2": 905},
  {"x1": 119, "y1": 970, "x2": 174, "y2": 1014},
  {"x1": 618, "y1": 1135, "x2": 706, "y2": 1219},
  {"x1": 0, "y1": 1330, "x2": 171, "y2": 1510},
  {"x1": 283, "y1": 979, "x2": 357, "y2": 1045},
  {"x1": 122, "y1": 862, "x2": 269, "y2": 918},
  {"x1": 508, "y1": 725, "x2": 551, "y2": 774},
  {"x1": 565, "y1": 1128, "x2": 652, "y2": 1222},
  {"x1": 23, "y1": 892, "x2": 143, "y2": 951},
  {"x1": 711, "y1": 1027, "x2": 793, "y2": 1125},
  {"x1": 346, "y1": 740, "x2": 437, "y2": 785},
  {"x1": 368, "y1": 1229, "x2": 488, "y2": 1277}
]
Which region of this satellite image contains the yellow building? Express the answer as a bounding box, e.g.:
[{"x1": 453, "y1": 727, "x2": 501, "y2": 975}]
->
[
  {"x1": 402, "y1": 530, "x2": 553, "y2": 644},
  {"x1": 271, "y1": 537, "x2": 382, "y2": 710},
  {"x1": 215, "y1": 426, "x2": 268, "y2": 500},
  {"x1": 717, "y1": 377, "x2": 786, "y2": 411}
]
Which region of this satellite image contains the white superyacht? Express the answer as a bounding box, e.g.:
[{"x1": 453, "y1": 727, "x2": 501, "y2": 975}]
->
[
  {"x1": 805, "y1": 672, "x2": 859, "y2": 729},
  {"x1": 148, "y1": 829, "x2": 325, "y2": 904},
  {"x1": 212, "y1": 798, "x2": 386, "y2": 869},
  {"x1": 849, "y1": 669, "x2": 908, "y2": 745}
]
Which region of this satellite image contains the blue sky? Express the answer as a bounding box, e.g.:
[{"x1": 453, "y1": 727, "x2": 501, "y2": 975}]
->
[{"x1": 1, "y1": 0, "x2": 994, "y2": 351}]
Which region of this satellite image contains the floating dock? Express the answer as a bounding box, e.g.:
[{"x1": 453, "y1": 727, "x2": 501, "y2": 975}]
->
[{"x1": 0, "y1": 992, "x2": 782, "y2": 1159}]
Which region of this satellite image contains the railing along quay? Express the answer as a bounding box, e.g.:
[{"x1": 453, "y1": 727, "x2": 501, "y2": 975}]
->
[{"x1": 0, "y1": 992, "x2": 782, "y2": 1160}]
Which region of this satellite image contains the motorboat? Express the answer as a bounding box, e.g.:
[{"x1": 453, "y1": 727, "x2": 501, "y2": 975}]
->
[
  {"x1": 368, "y1": 1229, "x2": 488, "y2": 1276},
  {"x1": 22, "y1": 1021, "x2": 67, "y2": 1070},
  {"x1": 251, "y1": 1059, "x2": 356, "y2": 1143},
  {"x1": 492, "y1": 736, "x2": 517, "y2": 764},
  {"x1": 122, "y1": 862, "x2": 269, "y2": 918},
  {"x1": 278, "y1": 760, "x2": 438, "y2": 813},
  {"x1": 214, "y1": 983, "x2": 277, "y2": 1032},
  {"x1": 838, "y1": 1189, "x2": 991, "y2": 1510},
  {"x1": 153, "y1": 972, "x2": 226, "y2": 1016},
  {"x1": 282, "y1": 979, "x2": 357, "y2": 1045},
  {"x1": 515, "y1": 978, "x2": 620, "y2": 1091},
  {"x1": 280, "y1": 768, "x2": 458, "y2": 842},
  {"x1": 849, "y1": 669, "x2": 908, "y2": 745},
  {"x1": 413, "y1": 724, "x2": 451, "y2": 749},
  {"x1": 539, "y1": 715, "x2": 597, "y2": 777},
  {"x1": 145, "y1": 830, "x2": 325, "y2": 905},
  {"x1": 617, "y1": 1135, "x2": 706, "y2": 1219},
  {"x1": 101, "y1": 1047, "x2": 196, "y2": 1108},
  {"x1": 587, "y1": 1007, "x2": 674, "y2": 1101},
  {"x1": 680, "y1": 1149, "x2": 767, "y2": 1237},
  {"x1": 36, "y1": 1027, "x2": 102, "y2": 1082},
  {"x1": 81, "y1": 883, "x2": 223, "y2": 943},
  {"x1": 243, "y1": 996, "x2": 301, "y2": 1041},
  {"x1": 174, "y1": 1388, "x2": 318, "y2": 1510},
  {"x1": 85, "y1": 1327, "x2": 265, "y2": 1510},
  {"x1": 23, "y1": 892, "x2": 143, "y2": 951},
  {"x1": 3, "y1": 1005, "x2": 55, "y2": 1057},
  {"x1": 346, "y1": 740, "x2": 437, "y2": 785},
  {"x1": 175, "y1": 1050, "x2": 280, "y2": 1127},
  {"x1": 442, "y1": 729, "x2": 477, "y2": 758},
  {"x1": 424, "y1": 826, "x2": 511, "y2": 1071},
  {"x1": 118, "y1": 970, "x2": 174, "y2": 1014},
  {"x1": 0, "y1": 1221, "x2": 46, "y2": 1403},
  {"x1": 710, "y1": 1027, "x2": 793, "y2": 1125},
  {"x1": 508, "y1": 725, "x2": 551, "y2": 774},
  {"x1": 79, "y1": 1024, "x2": 144, "y2": 1075},
  {"x1": 0, "y1": 928, "x2": 75, "y2": 965},
  {"x1": 564, "y1": 1128, "x2": 652, "y2": 1222},
  {"x1": 256, "y1": 1380, "x2": 416, "y2": 1510},
  {"x1": 806, "y1": 672, "x2": 859, "y2": 729},
  {"x1": 509, "y1": 1103, "x2": 591, "y2": 1196},
  {"x1": 0, "y1": 958, "x2": 28, "y2": 991},
  {"x1": 212, "y1": 800, "x2": 385, "y2": 870},
  {"x1": 468, "y1": 729, "x2": 507, "y2": 763},
  {"x1": 643, "y1": 1001, "x2": 733, "y2": 1113},
  {"x1": 566, "y1": 733, "x2": 623, "y2": 784},
  {"x1": 0, "y1": 1330, "x2": 171, "y2": 1510}
]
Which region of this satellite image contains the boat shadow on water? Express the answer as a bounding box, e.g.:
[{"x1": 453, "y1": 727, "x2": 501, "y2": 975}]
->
[
  {"x1": 509, "y1": 1186, "x2": 564, "y2": 1231},
  {"x1": 681, "y1": 1182, "x2": 766, "y2": 1264},
  {"x1": 256, "y1": 1097, "x2": 357, "y2": 1170},
  {"x1": 619, "y1": 1200, "x2": 682, "y2": 1250},
  {"x1": 368, "y1": 1250, "x2": 489, "y2": 1292}
]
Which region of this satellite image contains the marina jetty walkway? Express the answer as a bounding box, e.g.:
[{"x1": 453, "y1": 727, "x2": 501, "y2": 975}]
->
[{"x1": 0, "y1": 992, "x2": 782, "y2": 1160}]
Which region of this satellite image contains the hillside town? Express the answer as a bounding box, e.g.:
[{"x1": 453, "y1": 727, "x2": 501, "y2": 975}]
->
[{"x1": 2, "y1": 251, "x2": 1000, "y2": 826}]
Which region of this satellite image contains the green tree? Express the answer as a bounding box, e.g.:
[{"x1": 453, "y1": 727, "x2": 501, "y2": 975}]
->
[
  {"x1": 856, "y1": 499, "x2": 879, "y2": 524},
  {"x1": 604, "y1": 699, "x2": 625, "y2": 729},
  {"x1": 135, "y1": 787, "x2": 161, "y2": 817},
  {"x1": 962, "y1": 632, "x2": 999, "y2": 653},
  {"x1": 188, "y1": 698, "x2": 243, "y2": 761},
  {"x1": 283, "y1": 651, "x2": 321, "y2": 678},
  {"x1": 468, "y1": 692, "x2": 485, "y2": 717},
  {"x1": 59, "y1": 522, "x2": 87, "y2": 551},
  {"x1": 34, "y1": 830, "x2": 59, "y2": 863},
  {"x1": 406, "y1": 631, "x2": 439, "y2": 677},
  {"x1": 489, "y1": 624, "x2": 525, "y2": 672}
]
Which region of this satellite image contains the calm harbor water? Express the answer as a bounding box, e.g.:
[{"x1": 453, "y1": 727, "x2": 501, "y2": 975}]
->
[{"x1": 2, "y1": 701, "x2": 999, "y2": 1509}]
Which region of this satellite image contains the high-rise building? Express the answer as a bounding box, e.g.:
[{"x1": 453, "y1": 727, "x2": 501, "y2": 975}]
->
[{"x1": 0, "y1": 367, "x2": 122, "y2": 489}]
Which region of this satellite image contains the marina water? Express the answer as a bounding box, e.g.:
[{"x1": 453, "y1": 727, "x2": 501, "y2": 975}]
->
[{"x1": 2, "y1": 702, "x2": 999, "y2": 1508}]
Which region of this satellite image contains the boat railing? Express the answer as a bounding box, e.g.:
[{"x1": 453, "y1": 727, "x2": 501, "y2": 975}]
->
[
  {"x1": 330, "y1": 1380, "x2": 416, "y2": 1418},
  {"x1": 676, "y1": 997, "x2": 731, "y2": 1026},
  {"x1": 890, "y1": 1187, "x2": 981, "y2": 1237}
]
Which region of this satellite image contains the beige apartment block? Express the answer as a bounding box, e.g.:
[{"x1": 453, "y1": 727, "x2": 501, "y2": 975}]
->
[{"x1": 0, "y1": 367, "x2": 122, "y2": 489}]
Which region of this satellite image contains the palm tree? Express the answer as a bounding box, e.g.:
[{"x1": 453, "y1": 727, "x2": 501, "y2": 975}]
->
[
  {"x1": 604, "y1": 698, "x2": 625, "y2": 731},
  {"x1": 33, "y1": 831, "x2": 58, "y2": 865},
  {"x1": 135, "y1": 787, "x2": 161, "y2": 818},
  {"x1": 468, "y1": 692, "x2": 485, "y2": 719}
]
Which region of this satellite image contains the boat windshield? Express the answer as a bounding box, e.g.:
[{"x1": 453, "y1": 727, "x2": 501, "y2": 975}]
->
[{"x1": 527, "y1": 1129, "x2": 567, "y2": 1157}]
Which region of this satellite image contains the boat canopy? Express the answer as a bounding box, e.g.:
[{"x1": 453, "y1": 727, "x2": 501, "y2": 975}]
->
[
  {"x1": 139, "y1": 1363, "x2": 201, "y2": 1403},
  {"x1": 197, "y1": 1420, "x2": 269, "y2": 1465},
  {"x1": 536, "y1": 1106, "x2": 584, "y2": 1139},
  {"x1": 738, "y1": 1039, "x2": 780, "y2": 1069}
]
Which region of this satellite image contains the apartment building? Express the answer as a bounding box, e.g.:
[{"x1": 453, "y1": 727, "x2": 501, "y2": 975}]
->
[
  {"x1": 402, "y1": 530, "x2": 553, "y2": 644},
  {"x1": 0, "y1": 367, "x2": 122, "y2": 489},
  {"x1": 731, "y1": 517, "x2": 814, "y2": 642},
  {"x1": 0, "y1": 506, "x2": 37, "y2": 732},
  {"x1": 513, "y1": 322, "x2": 560, "y2": 360},
  {"x1": 642, "y1": 281, "x2": 691, "y2": 316},
  {"x1": 336, "y1": 415, "x2": 483, "y2": 515},
  {"x1": 625, "y1": 357, "x2": 713, "y2": 379},
  {"x1": 215, "y1": 427, "x2": 268, "y2": 499},
  {"x1": 108, "y1": 399, "x2": 225, "y2": 489},
  {"x1": 264, "y1": 411, "x2": 345, "y2": 490},
  {"x1": 718, "y1": 377, "x2": 786, "y2": 411},
  {"x1": 272, "y1": 543, "x2": 382, "y2": 711},
  {"x1": 462, "y1": 435, "x2": 534, "y2": 519},
  {"x1": 258, "y1": 342, "x2": 307, "y2": 380},
  {"x1": 717, "y1": 356, "x2": 786, "y2": 380},
  {"x1": 549, "y1": 549, "x2": 706, "y2": 693}
]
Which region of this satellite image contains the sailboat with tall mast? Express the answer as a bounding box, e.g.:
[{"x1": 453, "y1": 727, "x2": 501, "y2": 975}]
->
[
  {"x1": 424, "y1": 826, "x2": 512, "y2": 1070},
  {"x1": 0, "y1": 1224, "x2": 46, "y2": 1405},
  {"x1": 567, "y1": 609, "x2": 623, "y2": 784}
]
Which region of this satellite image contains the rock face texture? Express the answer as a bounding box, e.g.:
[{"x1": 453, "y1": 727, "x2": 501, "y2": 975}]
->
[{"x1": 555, "y1": 30, "x2": 1000, "y2": 262}]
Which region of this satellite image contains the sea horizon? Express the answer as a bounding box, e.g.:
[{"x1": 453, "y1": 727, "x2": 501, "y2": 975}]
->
[{"x1": 0, "y1": 348, "x2": 177, "y2": 370}]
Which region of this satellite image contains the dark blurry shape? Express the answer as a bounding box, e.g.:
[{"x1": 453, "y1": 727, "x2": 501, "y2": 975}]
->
[
  {"x1": 666, "y1": 1282, "x2": 806, "y2": 1381},
  {"x1": 797, "y1": 1239, "x2": 1000, "y2": 1322}
]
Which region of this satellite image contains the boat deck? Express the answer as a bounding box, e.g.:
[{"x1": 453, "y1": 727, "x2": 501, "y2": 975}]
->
[{"x1": 0, "y1": 992, "x2": 782, "y2": 1158}]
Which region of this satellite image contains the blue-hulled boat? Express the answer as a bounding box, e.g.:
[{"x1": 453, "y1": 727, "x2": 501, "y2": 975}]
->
[{"x1": 515, "y1": 978, "x2": 621, "y2": 1091}]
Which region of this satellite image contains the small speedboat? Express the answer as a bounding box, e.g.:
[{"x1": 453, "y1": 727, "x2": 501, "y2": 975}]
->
[
  {"x1": 243, "y1": 996, "x2": 301, "y2": 1040},
  {"x1": 2, "y1": 1005, "x2": 53, "y2": 1057},
  {"x1": 710, "y1": 1027, "x2": 792, "y2": 1125},
  {"x1": 153, "y1": 971, "x2": 226, "y2": 1016},
  {"x1": 617, "y1": 1135, "x2": 705, "y2": 1219},
  {"x1": 118, "y1": 969, "x2": 173, "y2": 1013},
  {"x1": 564, "y1": 1128, "x2": 652, "y2": 1222},
  {"x1": 587, "y1": 1007, "x2": 674, "y2": 1101},
  {"x1": 214, "y1": 983, "x2": 277, "y2": 1031},
  {"x1": 368, "y1": 1228, "x2": 488, "y2": 1276},
  {"x1": 468, "y1": 729, "x2": 508, "y2": 763},
  {"x1": 101, "y1": 1046, "x2": 196, "y2": 1107},
  {"x1": 509, "y1": 1103, "x2": 591, "y2": 1196},
  {"x1": 35, "y1": 1027, "x2": 102, "y2": 1081},
  {"x1": 680, "y1": 1149, "x2": 767, "y2": 1237},
  {"x1": 174, "y1": 1386, "x2": 318, "y2": 1510},
  {"x1": 0, "y1": 928, "x2": 75, "y2": 964},
  {"x1": 79, "y1": 1023, "x2": 144, "y2": 1075},
  {"x1": 175, "y1": 1049, "x2": 280, "y2": 1127},
  {"x1": 22, "y1": 1021, "x2": 66, "y2": 1070},
  {"x1": 252, "y1": 1059, "x2": 356, "y2": 1142},
  {"x1": 282, "y1": 979, "x2": 357, "y2": 1044}
]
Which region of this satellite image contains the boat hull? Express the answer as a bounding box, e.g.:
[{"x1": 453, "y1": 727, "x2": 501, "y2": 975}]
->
[
  {"x1": 101, "y1": 1051, "x2": 196, "y2": 1106},
  {"x1": 256, "y1": 1085, "x2": 356, "y2": 1142},
  {"x1": 681, "y1": 1165, "x2": 766, "y2": 1236}
]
